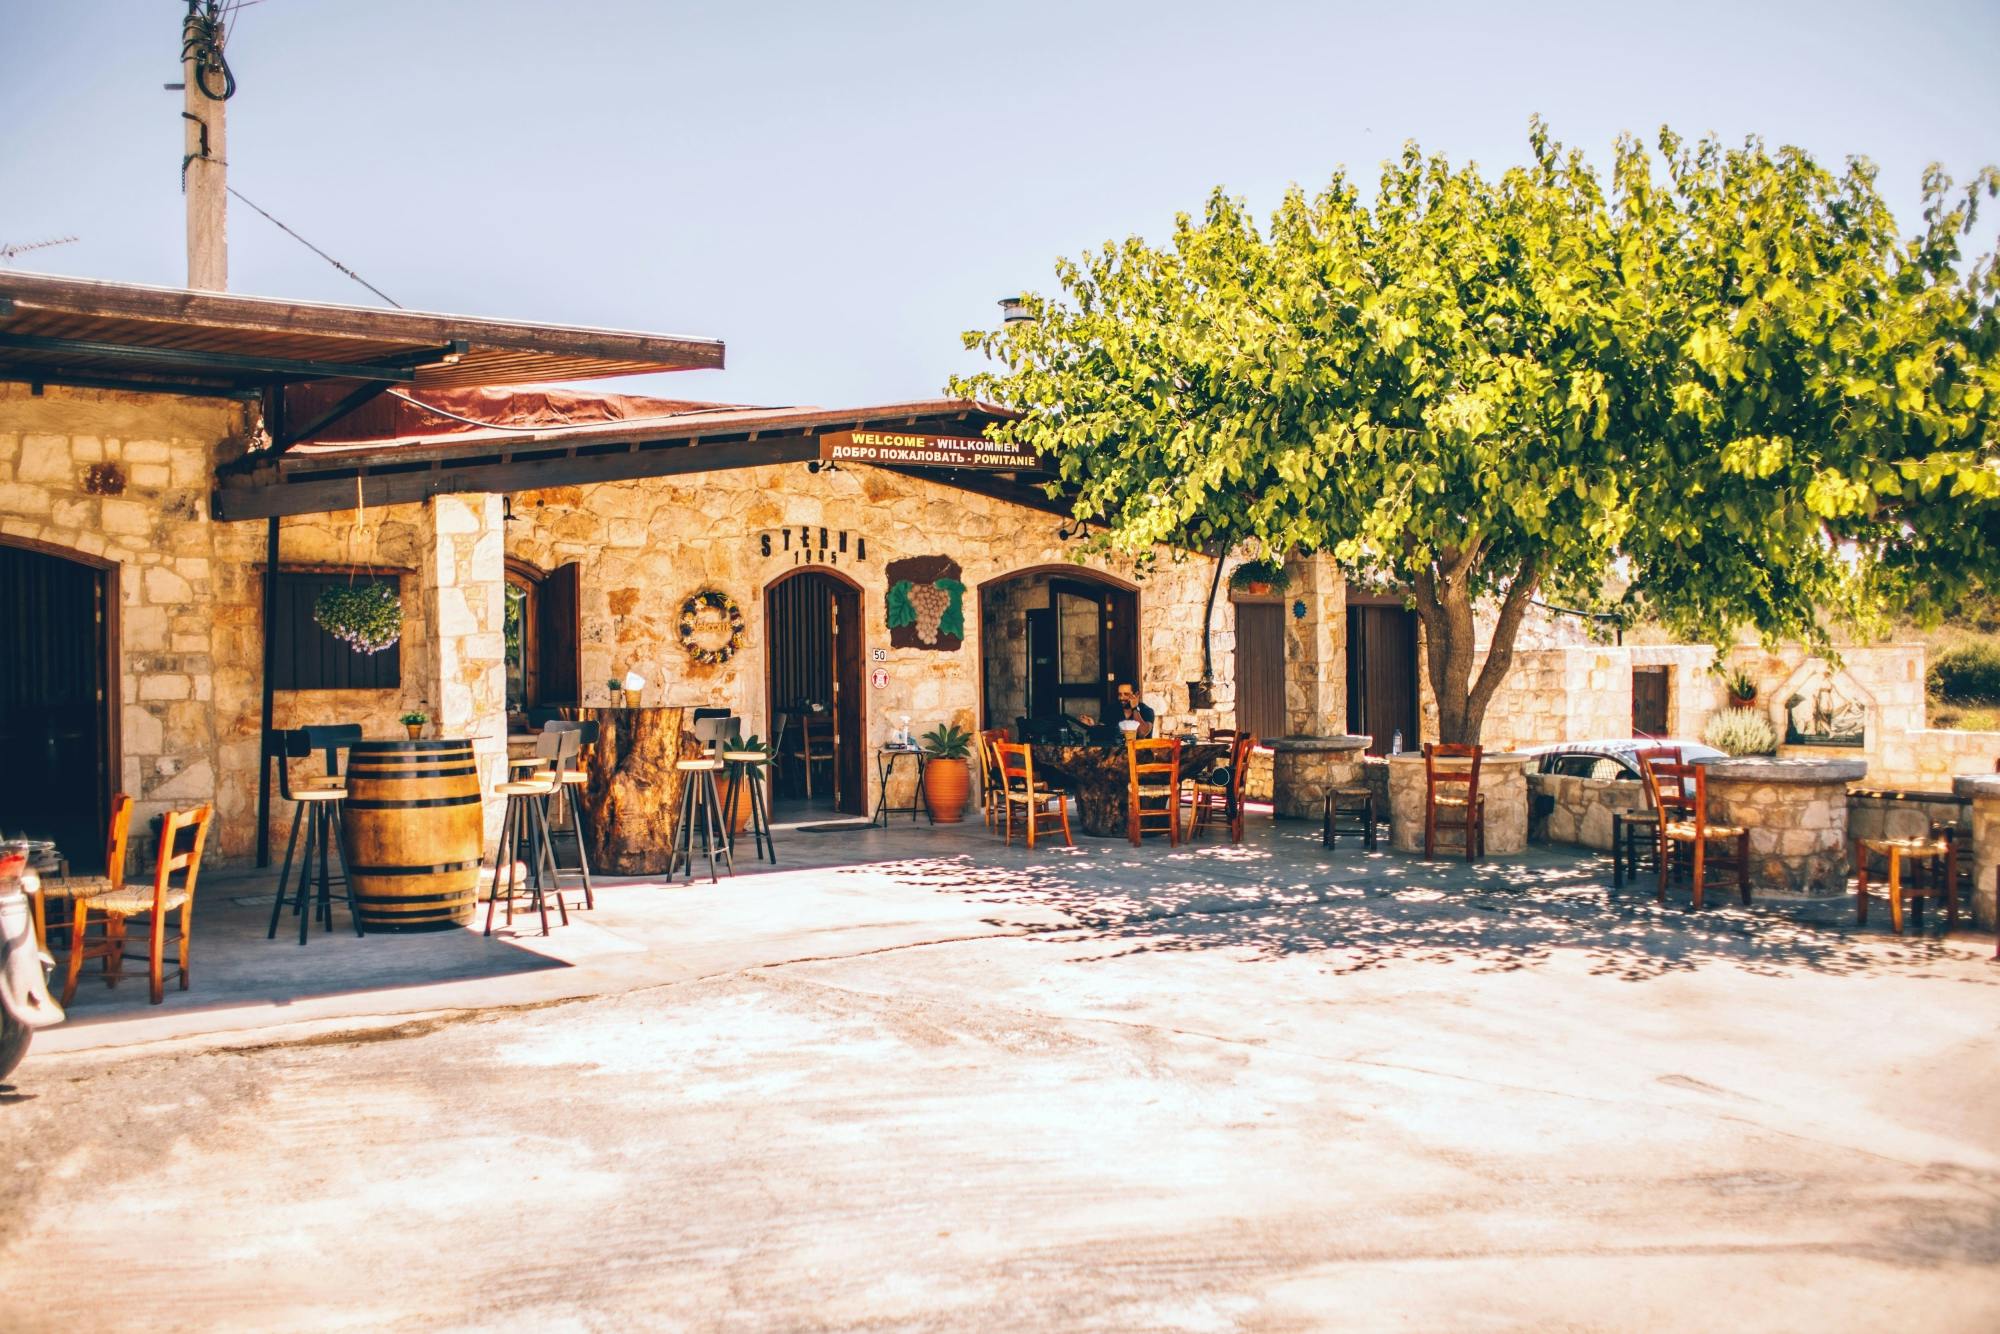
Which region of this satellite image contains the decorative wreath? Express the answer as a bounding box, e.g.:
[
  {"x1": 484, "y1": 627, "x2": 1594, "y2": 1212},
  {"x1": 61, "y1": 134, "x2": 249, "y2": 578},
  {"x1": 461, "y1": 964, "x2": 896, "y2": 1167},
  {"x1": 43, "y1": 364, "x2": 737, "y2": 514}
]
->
[{"x1": 678, "y1": 588, "x2": 747, "y2": 665}]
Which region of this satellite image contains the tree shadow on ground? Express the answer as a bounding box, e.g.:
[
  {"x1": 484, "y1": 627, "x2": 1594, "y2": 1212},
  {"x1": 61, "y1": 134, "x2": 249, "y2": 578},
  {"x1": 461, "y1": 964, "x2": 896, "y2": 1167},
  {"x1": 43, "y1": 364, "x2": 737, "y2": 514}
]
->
[{"x1": 845, "y1": 825, "x2": 1997, "y2": 985}]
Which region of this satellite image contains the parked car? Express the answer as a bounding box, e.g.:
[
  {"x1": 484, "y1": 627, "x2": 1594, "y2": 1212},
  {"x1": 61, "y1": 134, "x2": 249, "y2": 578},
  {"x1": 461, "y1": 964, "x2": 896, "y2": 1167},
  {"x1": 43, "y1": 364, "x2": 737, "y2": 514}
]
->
[{"x1": 1524, "y1": 739, "x2": 1726, "y2": 784}]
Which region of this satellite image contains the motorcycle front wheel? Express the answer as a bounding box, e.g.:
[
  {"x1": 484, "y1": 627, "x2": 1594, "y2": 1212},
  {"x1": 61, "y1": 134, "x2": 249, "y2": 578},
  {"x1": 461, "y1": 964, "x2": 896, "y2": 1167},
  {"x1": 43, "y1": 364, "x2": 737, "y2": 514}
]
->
[{"x1": 0, "y1": 1012, "x2": 31, "y2": 1083}]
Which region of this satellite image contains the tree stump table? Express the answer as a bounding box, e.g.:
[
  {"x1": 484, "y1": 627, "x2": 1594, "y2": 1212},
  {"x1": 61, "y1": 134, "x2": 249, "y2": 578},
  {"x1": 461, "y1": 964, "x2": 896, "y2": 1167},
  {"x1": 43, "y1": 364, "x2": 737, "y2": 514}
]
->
[
  {"x1": 575, "y1": 706, "x2": 697, "y2": 876},
  {"x1": 1030, "y1": 741, "x2": 1229, "y2": 838}
]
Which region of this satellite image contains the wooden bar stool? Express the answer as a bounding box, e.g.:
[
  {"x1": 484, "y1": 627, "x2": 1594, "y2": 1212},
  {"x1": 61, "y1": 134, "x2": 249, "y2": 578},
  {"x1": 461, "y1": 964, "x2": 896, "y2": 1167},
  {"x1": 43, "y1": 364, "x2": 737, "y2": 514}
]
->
[
  {"x1": 538, "y1": 721, "x2": 596, "y2": 908},
  {"x1": 1323, "y1": 784, "x2": 1378, "y2": 851},
  {"x1": 1854, "y1": 833, "x2": 1958, "y2": 935},
  {"x1": 671, "y1": 716, "x2": 735, "y2": 883},
  {"x1": 721, "y1": 734, "x2": 777, "y2": 866},
  {"x1": 268, "y1": 725, "x2": 362, "y2": 944},
  {"x1": 485, "y1": 743, "x2": 565, "y2": 937}
]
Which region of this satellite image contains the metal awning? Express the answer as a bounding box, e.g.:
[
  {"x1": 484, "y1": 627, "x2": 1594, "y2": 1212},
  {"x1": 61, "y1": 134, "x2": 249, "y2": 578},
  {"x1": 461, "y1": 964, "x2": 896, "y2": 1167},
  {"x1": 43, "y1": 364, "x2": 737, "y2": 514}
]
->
[
  {"x1": 0, "y1": 271, "x2": 724, "y2": 398},
  {"x1": 212, "y1": 399, "x2": 1060, "y2": 521}
]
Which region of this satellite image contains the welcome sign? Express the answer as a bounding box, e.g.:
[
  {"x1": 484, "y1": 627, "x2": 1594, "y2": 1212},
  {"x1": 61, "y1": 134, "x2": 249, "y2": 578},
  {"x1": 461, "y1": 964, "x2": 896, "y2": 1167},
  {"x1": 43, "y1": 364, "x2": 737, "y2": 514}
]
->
[{"x1": 818, "y1": 429, "x2": 1040, "y2": 471}]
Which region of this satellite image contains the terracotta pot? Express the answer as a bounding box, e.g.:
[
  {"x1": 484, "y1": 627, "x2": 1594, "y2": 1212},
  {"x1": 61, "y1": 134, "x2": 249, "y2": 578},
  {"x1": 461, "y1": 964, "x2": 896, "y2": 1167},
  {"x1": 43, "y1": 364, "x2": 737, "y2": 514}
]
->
[
  {"x1": 1730, "y1": 691, "x2": 1758, "y2": 708},
  {"x1": 923, "y1": 756, "x2": 971, "y2": 823},
  {"x1": 1242, "y1": 581, "x2": 1273, "y2": 596},
  {"x1": 725, "y1": 772, "x2": 753, "y2": 834},
  {"x1": 405, "y1": 724, "x2": 423, "y2": 740}
]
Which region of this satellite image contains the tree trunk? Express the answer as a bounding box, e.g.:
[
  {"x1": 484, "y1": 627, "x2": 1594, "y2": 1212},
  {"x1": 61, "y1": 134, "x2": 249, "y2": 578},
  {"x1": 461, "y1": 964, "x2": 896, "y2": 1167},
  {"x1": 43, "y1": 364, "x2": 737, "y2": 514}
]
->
[{"x1": 1411, "y1": 553, "x2": 1540, "y2": 748}]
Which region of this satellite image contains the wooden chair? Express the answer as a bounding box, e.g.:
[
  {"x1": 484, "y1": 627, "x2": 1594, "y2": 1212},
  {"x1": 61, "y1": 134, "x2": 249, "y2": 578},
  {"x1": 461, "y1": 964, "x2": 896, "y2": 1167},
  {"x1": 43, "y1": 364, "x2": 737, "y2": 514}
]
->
[
  {"x1": 786, "y1": 711, "x2": 838, "y2": 802},
  {"x1": 1638, "y1": 752, "x2": 1750, "y2": 910},
  {"x1": 977, "y1": 728, "x2": 1010, "y2": 831},
  {"x1": 1126, "y1": 737, "x2": 1183, "y2": 846},
  {"x1": 1188, "y1": 733, "x2": 1254, "y2": 843},
  {"x1": 36, "y1": 793, "x2": 132, "y2": 950},
  {"x1": 62, "y1": 804, "x2": 213, "y2": 1006},
  {"x1": 1854, "y1": 832, "x2": 1957, "y2": 935},
  {"x1": 994, "y1": 740, "x2": 1072, "y2": 849},
  {"x1": 1614, "y1": 745, "x2": 1682, "y2": 889},
  {"x1": 1422, "y1": 742, "x2": 1485, "y2": 861}
]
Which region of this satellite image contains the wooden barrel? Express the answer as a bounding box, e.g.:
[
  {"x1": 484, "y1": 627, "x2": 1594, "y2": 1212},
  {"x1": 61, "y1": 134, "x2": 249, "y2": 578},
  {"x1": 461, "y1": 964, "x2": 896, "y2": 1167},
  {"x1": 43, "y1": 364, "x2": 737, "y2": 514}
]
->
[{"x1": 341, "y1": 739, "x2": 484, "y2": 932}]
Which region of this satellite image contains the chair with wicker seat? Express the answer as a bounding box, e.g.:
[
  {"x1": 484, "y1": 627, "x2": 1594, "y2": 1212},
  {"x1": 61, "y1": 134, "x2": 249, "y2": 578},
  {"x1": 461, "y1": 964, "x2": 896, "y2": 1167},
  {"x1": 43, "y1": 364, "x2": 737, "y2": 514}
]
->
[
  {"x1": 1854, "y1": 831, "x2": 1957, "y2": 935},
  {"x1": 1614, "y1": 745, "x2": 1684, "y2": 889},
  {"x1": 62, "y1": 803, "x2": 213, "y2": 1006},
  {"x1": 1638, "y1": 751, "x2": 1750, "y2": 911},
  {"x1": 977, "y1": 728, "x2": 1011, "y2": 831},
  {"x1": 995, "y1": 740, "x2": 1073, "y2": 849},
  {"x1": 1127, "y1": 737, "x2": 1184, "y2": 847},
  {"x1": 1423, "y1": 743, "x2": 1485, "y2": 861},
  {"x1": 34, "y1": 792, "x2": 132, "y2": 952},
  {"x1": 1187, "y1": 732, "x2": 1254, "y2": 843}
]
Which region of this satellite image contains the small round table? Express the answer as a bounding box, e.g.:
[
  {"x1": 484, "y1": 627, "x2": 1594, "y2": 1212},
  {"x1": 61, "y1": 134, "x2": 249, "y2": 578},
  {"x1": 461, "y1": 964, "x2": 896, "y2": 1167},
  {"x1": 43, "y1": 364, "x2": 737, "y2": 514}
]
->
[{"x1": 873, "y1": 746, "x2": 931, "y2": 826}]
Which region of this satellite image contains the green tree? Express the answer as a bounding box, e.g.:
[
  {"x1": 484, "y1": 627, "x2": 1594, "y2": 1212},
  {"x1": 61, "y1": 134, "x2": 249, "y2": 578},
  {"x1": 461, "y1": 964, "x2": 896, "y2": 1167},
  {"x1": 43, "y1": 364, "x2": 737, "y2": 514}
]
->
[{"x1": 954, "y1": 123, "x2": 1999, "y2": 744}]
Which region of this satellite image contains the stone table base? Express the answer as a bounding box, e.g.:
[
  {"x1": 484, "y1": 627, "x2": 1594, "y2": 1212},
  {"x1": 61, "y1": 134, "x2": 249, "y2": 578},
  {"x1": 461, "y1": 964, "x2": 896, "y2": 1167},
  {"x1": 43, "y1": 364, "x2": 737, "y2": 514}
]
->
[
  {"x1": 1387, "y1": 752, "x2": 1533, "y2": 855},
  {"x1": 1265, "y1": 735, "x2": 1371, "y2": 820},
  {"x1": 1950, "y1": 774, "x2": 2000, "y2": 930},
  {"x1": 1700, "y1": 756, "x2": 1867, "y2": 895}
]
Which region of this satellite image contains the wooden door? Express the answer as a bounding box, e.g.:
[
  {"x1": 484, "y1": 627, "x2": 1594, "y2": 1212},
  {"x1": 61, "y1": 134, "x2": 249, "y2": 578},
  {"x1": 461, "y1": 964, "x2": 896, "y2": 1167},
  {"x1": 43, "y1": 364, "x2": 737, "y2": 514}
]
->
[
  {"x1": 829, "y1": 581, "x2": 865, "y2": 814},
  {"x1": 1025, "y1": 608, "x2": 1057, "y2": 721},
  {"x1": 0, "y1": 541, "x2": 114, "y2": 871},
  {"x1": 1051, "y1": 580, "x2": 1109, "y2": 721},
  {"x1": 1103, "y1": 584, "x2": 1139, "y2": 704},
  {"x1": 538, "y1": 562, "x2": 581, "y2": 706},
  {"x1": 1234, "y1": 601, "x2": 1285, "y2": 740},
  {"x1": 1347, "y1": 605, "x2": 1418, "y2": 756},
  {"x1": 1632, "y1": 667, "x2": 1669, "y2": 737}
]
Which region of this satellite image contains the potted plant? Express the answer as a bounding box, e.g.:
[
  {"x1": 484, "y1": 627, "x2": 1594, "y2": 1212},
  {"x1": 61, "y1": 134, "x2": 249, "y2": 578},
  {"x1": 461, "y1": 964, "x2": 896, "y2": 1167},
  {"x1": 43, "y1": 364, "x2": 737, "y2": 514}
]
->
[
  {"x1": 313, "y1": 581, "x2": 402, "y2": 654},
  {"x1": 606, "y1": 678, "x2": 623, "y2": 705},
  {"x1": 1723, "y1": 666, "x2": 1758, "y2": 708},
  {"x1": 399, "y1": 710, "x2": 427, "y2": 741},
  {"x1": 919, "y1": 723, "x2": 974, "y2": 823},
  {"x1": 1228, "y1": 558, "x2": 1291, "y2": 598},
  {"x1": 722, "y1": 733, "x2": 771, "y2": 834}
]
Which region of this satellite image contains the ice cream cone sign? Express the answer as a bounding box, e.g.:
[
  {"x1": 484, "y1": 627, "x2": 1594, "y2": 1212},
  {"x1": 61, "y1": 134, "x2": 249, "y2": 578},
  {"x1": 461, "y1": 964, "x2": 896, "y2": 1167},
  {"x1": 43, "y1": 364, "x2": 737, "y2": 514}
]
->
[{"x1": 885, "y1": 556, "x2": 966, "y2": 652}]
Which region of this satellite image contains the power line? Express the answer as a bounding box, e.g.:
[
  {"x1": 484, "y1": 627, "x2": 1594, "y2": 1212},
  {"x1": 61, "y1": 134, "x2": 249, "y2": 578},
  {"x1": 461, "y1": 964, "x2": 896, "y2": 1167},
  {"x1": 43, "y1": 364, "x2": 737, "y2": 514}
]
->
[{"x1": 226, "y1": 185, "x2": 402, "y2": 308}]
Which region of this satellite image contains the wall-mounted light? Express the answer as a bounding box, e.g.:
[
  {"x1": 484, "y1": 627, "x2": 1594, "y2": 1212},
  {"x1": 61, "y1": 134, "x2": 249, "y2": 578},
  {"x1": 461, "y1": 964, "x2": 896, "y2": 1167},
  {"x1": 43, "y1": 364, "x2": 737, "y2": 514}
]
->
[{"x1": 998, "y1": 296, "x2": 1031, "y2": 324}]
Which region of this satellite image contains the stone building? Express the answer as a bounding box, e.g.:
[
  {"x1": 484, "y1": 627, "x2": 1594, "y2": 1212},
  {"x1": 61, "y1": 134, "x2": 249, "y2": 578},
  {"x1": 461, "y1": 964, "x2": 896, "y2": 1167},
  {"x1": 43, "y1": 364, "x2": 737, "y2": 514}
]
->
[{"x1": 5, "y1": 270, "x2": 1993, "y2": 880}]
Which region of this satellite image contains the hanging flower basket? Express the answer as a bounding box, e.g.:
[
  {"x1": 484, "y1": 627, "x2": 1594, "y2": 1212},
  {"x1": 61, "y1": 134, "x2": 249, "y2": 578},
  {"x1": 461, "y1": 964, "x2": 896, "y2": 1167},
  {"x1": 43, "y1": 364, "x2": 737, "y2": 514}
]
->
[{"x1": 313, "y1": 582, "x2": 403, "y2": 654}]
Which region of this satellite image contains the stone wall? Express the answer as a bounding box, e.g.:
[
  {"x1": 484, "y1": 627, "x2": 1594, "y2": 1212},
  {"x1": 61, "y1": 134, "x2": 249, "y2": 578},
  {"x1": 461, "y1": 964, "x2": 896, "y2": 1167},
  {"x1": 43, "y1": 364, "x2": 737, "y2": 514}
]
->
[
  {"x1": 0, "y1": 383, "x2": 258, "y2": 865},
  {"x1": 1528, "y1": 772, "x2": 1650, "y2": 851},
  {"x1": 499, "y1": 465, "x2": 1236, "y2": 815},
  {"x1": 1478, "y1": 647, "x2": 1633, "y2": 752}
]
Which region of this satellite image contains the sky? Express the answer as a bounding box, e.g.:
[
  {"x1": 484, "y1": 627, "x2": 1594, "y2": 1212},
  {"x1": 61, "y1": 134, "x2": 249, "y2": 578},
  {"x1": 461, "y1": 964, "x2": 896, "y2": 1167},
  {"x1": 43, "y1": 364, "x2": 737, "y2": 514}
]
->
[{"x1": 4, "y1": 0, "x2": 1999, "y2": 409}]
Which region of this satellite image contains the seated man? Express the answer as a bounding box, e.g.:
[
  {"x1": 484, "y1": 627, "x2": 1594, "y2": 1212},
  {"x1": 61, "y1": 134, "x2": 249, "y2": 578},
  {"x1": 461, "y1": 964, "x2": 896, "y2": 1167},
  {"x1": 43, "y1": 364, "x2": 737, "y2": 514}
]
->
[{"x1": 1078, "y1": 684, "x2": 1155, "y2": 739}]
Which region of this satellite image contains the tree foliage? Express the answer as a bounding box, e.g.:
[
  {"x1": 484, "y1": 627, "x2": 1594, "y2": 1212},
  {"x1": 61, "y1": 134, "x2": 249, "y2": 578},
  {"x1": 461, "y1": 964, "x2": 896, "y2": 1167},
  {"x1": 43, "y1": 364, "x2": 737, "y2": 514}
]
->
[{"x1": 952, "y1": 122, "x2": 2000, "y2": 743}]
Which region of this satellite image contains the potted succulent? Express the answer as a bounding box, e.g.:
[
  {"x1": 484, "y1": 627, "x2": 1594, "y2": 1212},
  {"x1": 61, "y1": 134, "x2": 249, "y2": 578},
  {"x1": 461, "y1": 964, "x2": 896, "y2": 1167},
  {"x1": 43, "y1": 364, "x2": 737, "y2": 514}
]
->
[
  {"x1": 919, "y1": 723, "x2": 974, "y2": 823},
  {"x1": 399, "y1": 710, "x2": 427, "y2": 740},
  {"x1": 313, "y1": 581, "x2": 403, "y2": 654},
  {"x1": 1723, "y1": 666, "x2": 1758, "y2": 708},
  {"x1": 722, "y1": 733, "x2": 771, "y2": 834},
  {"x1": 1228, "y1": 558, "x2": 1291, "y2": 598}
]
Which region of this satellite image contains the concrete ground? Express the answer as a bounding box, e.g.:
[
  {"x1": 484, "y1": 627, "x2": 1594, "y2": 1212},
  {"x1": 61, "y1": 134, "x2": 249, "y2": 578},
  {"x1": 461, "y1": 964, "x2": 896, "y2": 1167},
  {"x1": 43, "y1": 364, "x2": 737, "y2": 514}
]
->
[{"x1": 2, "y1": 814, "x2": 1997, "y2": 1330}]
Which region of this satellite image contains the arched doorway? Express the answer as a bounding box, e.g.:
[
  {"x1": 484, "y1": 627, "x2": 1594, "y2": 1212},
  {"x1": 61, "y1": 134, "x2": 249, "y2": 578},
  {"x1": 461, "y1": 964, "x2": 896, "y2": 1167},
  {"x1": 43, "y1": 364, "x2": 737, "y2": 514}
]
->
[
  {"x1": 978, "y1": 566, "x2": 1139, "y2": 734},
  {"x1": 764, "y1": 568, "x2": 865, "y2": 818},
  {"x1": 0, "y1": 537, "x2": 119, "y2": 871}
]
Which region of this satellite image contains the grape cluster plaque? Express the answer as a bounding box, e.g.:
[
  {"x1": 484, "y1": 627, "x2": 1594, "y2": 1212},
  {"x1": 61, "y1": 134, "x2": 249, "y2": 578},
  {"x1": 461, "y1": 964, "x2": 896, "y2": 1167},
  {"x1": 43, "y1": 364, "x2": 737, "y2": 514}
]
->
[{"x1": 884, "y1": 556, "x2": 965, "y2": 652}]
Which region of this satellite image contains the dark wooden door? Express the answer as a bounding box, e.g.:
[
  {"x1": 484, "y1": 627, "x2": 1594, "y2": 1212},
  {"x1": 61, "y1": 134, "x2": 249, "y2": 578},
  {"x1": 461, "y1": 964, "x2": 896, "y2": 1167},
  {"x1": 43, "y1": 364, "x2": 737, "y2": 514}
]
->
[
  {"x1": 1632, "y1": 667, "x2": 1669, "y2": 737},
  {"x1": 1051, "y1": 580, "x2": 1108, "y2": 721},
  {"x1": 1234, "y1": 602, "x2": 1285, "y2": 740},
  {"x1": 0, "y1": 542, "x2": 113, "y2": 870},
  {"x1": 829, "y1": 581, "x2": 865, "y2": 815},
  {"x1": 1025, "y1": 608, "x2": 1057, "y2": 721},
  {"x1": 538, "y1": 561, "x2": 581, "y2": 706},
  {"x1": 1347, "y1": 605, "x2": 1419, "y2": 756}
]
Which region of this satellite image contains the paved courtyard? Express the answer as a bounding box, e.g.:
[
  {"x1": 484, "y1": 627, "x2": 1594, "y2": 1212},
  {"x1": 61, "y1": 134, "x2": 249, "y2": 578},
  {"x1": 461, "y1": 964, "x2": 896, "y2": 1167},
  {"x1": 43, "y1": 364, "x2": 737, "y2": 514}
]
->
[{"x1": 2, "y1": 816, "x2": 1997, "y2": 1330}]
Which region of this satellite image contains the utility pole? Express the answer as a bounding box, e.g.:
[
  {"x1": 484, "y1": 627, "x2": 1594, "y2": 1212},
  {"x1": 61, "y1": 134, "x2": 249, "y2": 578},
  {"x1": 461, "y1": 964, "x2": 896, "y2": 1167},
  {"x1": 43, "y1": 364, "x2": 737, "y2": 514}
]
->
[{"x1": 180, "y1": 1, "x2": 231, "y2": 291}]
